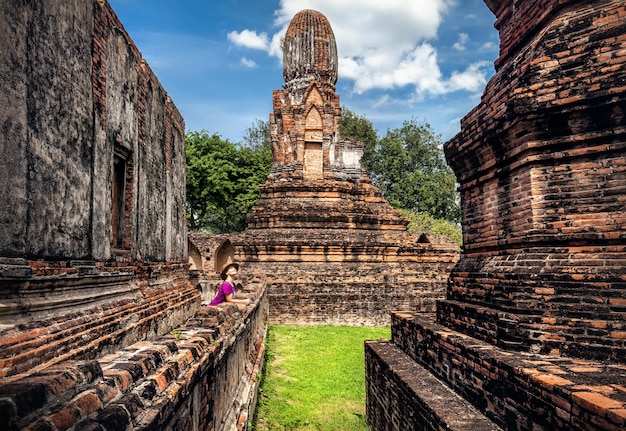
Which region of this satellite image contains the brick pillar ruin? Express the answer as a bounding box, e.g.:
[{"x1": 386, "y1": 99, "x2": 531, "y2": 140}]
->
[
  {"x1": 366, "y1": 1, "x2": 626, "y2": 430},
  {"x1": 249, "y1": 9, "x2": 408, "y2": 231},
  {"x1": 0, "y1": 2, "x2": 267, "y2": 430},
  {"x1": 441, "y1": 0, "x2": 626, "y2": 363},
  {"x1": 196, "y1": 9, "x2": 459, "y2": 326}
]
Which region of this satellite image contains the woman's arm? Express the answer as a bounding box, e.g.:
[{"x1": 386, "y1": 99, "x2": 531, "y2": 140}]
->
[{"x1": 224, "y1": 293, "x2": 250, "y2": 304}]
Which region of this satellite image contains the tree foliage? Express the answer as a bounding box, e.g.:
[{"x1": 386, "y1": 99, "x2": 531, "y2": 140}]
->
[
  {"x1": 403, "y1": 210, "x2": 462, "y2": 247},
  {"x1": 361, "y1": 117, "x2": 460, "y2": 224},
  {"x1": 186, "y1": 113, "x2": 460, "y2": 239},
  {"x1": 339, "y1": 108, "x2": 378, "y2": 172},
  {"x1": 243, "y1": 118, "x2": 271, "y2": 152},
  {"x1": 185, "y1": 128, "x2": 271, "y2": 233}
]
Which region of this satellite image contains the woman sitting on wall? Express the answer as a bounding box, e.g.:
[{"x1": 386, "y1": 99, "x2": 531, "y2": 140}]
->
[{"x1": 207, "y1": 259, "x2": 250, "y2": 308}]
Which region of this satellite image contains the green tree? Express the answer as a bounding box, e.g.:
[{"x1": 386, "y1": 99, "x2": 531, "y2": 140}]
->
[
  {"x1": 367, "y1": 118, "x2": 460, "y2": 223},
  {"x1": 402, "y1": 210, "x2": 462, "y2": 247},
  {"x1": 339, "y1": 108, "x2": 378, "y2": 171},
  {"x1": 185, "y1": 129, "x2": 271, "y2": 232},
  {"x1": 243, "y1": 118, "x2": 271, "y2": 152}
]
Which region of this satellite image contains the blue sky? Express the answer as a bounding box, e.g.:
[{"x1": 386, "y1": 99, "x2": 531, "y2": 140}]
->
[{"x1": 108, "y1": 0, "x2": 499, "y2": 144}]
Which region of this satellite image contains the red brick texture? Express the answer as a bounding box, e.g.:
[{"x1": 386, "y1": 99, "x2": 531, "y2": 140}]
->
[
  {"x1": 366, "y1": 1, "x2": 626, "y2": 430},
  {"x1": 191, "y1": 229, "x2": 459, "y2": 327},
  {"x1": 0, "y1": 278, "x2": 267, "y2": 431},
  {"x1": 0, "y1": 261, "x2": 197, "y2": 379},
  {"x1": 381, "y1": 313, "x2": 626, "y2": 430},
  {"x1": 443, "y1": 0, "x2": 626, "y2": 362}
]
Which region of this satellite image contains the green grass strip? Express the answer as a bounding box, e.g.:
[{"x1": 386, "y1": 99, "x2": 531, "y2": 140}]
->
[{"x1": 252, "y1": 324, "x2": 390, "y2": 431}]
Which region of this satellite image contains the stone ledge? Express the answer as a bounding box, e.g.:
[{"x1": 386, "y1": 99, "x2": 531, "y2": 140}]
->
[
  {"x1": 365, "y1": 340, "x2": 502, "y2": 431},
  {"x1": 437, "y1": 299, "x2": 626, "y2": 362},
  {"x1": 391, "y1": 312, "x2": 626, "y2": 430},
  {"x1": 0, "y1": 283, "x2": 267, "y2": 431}
]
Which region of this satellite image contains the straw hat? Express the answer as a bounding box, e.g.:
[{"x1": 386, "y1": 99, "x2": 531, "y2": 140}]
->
[{"x1": 218, "y1": 255, "x2": 239, "y2": 280}]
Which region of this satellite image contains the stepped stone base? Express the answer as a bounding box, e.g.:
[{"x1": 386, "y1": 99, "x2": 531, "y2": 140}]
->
[
  {"x1": 0, "y1": 261, "x2": 197, "y2": 379},
  {"x1": 191, "y1": 231, "x2": 459, "y2": 326},
  {"x1": 365, "y1": 312, "x2": 626, "y2": 431},
  {"x1": 248, "y1": 178, "x2": 409, "y2": 231},
  {"x1": 0, "y1": 277, "x2": 268, "y2": 431},
  {"x1": 366, "y1": 339, "x2": 502, "y2": 431}
]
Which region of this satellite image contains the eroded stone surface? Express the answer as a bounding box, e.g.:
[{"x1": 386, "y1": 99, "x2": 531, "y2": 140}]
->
[
  {"x1": 367, "y1": 1, "x2": 626, "y2": 430},
  {"x1": 442, "y1": 0, "x2": 626, "y2": 363}
]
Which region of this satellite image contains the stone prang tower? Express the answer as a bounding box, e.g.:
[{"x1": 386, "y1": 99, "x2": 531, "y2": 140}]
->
[
  {"x1": 228, "y1": 9, "x2": 459, "y2": 325},
  {"x1": 247, "y1": 9, "x2": 407, "y2": 231},
  {"x1": 270, "y1": 9, "x2": 356, "y2": 181}
]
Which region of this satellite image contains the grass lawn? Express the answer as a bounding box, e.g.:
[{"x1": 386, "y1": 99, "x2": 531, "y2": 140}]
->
[{"x1": 252, "y1": 324, "x2": 390, "y2": 431}]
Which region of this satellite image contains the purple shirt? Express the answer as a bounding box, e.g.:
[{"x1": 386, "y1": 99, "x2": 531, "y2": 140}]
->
[{"x1": 209, "y1": 280, "x2": 236, "y2": 306}]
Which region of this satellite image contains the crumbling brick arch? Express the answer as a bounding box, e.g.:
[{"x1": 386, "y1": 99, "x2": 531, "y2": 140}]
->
[
  {"x1": 188, "y1": 238, "x2": 202, "y2": 270},
  {"x1": 214, "y1": 238, "x2": 236, "y2": 273}
]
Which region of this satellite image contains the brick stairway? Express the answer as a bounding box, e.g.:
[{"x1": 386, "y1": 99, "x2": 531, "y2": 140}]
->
[{"x1": 366, "y1": 312, "x2": 626, "y2": 431}]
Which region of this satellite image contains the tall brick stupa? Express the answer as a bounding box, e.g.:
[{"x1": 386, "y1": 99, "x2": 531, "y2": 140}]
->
[
  {"x1": 211, "y1": 9, "x2": 459, "y2": 325},
  {"x1": 365, "y1": 1, "x2": 626, "y2": 430},
  {"x1": 247, "y1": 9, "x2": 407, "y2": 232}
]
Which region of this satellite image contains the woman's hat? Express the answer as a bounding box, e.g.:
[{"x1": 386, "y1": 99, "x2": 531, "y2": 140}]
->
[{"x1": 218, "y1": 256, "x2": 239, "y2": 279}]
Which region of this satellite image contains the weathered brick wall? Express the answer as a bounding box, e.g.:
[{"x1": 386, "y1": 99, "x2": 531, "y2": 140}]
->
[
  {"x1": 259, "y1": 254, "x2": 456, "y2": 326},
  {"x1": 381, "y1": 313, "x2": 626, "y2": 430},
  {"x1": 0, "y1": 0, "x2": 186, "y2": 263},
  {"x1": 367, "y1": 1, "x2": 626, "y2": 430},
  {"x1": 1, "y1": 0, "x2": 95, "y2": 258},
  {"x1": 0, "y1": 0, "x2": 189, "y2": 363},
  {"x1": 248, "y1": 180, "x2": 410, "y2": 230},
  {"x1": 0, "y1": 277, "x2": 268, "y2": 431},
  {"x1": 365, "y1": 338, "x2": 502, "y2": 431},
  {"x1": 485, "y1": 0, "x2": 582, "y2": 69},
  {"x1": 0, "y1": 261, "x2": 198, "y2": 378},
  {"x1": 191, "y1": 231, "x2": 459, "y2": 326},
  {"x1": 442, "y1": 0, "x2": 626, "y2": 361},
  {"x1": 0, "y1": 3, "x2": 270, "y2": 431}
]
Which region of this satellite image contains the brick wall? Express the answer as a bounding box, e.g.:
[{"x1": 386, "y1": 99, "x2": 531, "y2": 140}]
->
[
  {"x1": 0, "y1": 2, "x2": 270, "y2": 431},
  {"x1": 0, "y1": 0, "x2": 186, "y2": 263},
  {"x1": 191, "y1": 232, "x2": 459, "y2": 326},
  {"x1": 381, "y1": 313, "x2": 626, "y2": 430},
  {"x1": 0, "y1": 277, "x2": 268, "y2": 431},
  {"x1": 485, "y1": 0, "x2": 585, "y2": 69},
  {"x1": 0, "y1": 260, "x2": 198, "y2": 379},
  {"x1": 0, "y1": 0, "x2": 189, "y2": 338},
  {"x1": 442, "y1": 0, "x2": 626, "y2": 361},
  {"x1": 366, "y1": 1, "x2": 626, "y2": 430}
]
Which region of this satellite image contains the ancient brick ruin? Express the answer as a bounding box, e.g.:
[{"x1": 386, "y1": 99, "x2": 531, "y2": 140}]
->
[
  {"x1": 0, "y1": 2, "x2": 266, "y2": 430},
  {"x1": 192, "y1": 9, "x2": 459, "y2": 326},
  {"x1": 2, "y1": 1, "x2": 624, "y2": 430},
  {"x1": 366, "y1": 1, "x2": 626, "y2": 430}
]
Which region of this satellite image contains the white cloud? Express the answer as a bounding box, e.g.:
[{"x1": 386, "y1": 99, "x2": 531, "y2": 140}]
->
[
  {"x1": 481, "y1": 41, "x2": 498, "y2": 51},
  {"x1": 227, "y1": 0, "x2": 492, "y2": 101},
  {"x1": 268, "y1": 33, "x2": 284, "y2": 59},
  {"x1": 240, "y1": 57, "x2": 257, "y2": 68},
  {"x1": 452, "y1": 33, "x2": 469, "y2": 51},
  {"x1": 227, "y1": 29, "x2": 269, "y2": 50},
  {"x1": 446, "y1": 61, "x2": 490, "y2": 92}
]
